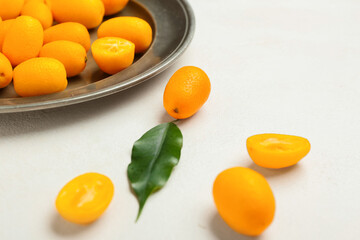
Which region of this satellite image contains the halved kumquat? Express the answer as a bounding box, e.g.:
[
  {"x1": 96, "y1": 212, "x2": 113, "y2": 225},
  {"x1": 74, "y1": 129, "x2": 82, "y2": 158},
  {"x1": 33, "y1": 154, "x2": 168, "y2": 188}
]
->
[
  {"x1": 56, "y1": 172, "x2": 114, "y2": 225},
  {"x1": 247, "y1": 133, "x2": 311, "y2": 169},
  {"x1": 91, "y1": 37, "x2": 135, "y2": 75}
]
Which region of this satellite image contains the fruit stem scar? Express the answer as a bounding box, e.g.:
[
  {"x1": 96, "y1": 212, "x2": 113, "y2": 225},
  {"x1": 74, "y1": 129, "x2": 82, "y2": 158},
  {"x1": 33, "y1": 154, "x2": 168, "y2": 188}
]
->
[
  {"x1": 0, "y1": 72, "x2": 4, "y2": 77},
  {"x1": 173, "y1": 108, "x2": 179, "y2": 113}
]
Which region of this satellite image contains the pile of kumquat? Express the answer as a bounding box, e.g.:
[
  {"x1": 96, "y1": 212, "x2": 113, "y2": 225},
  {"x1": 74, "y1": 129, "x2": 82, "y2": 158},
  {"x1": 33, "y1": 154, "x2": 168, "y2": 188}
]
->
[{"x1": 0, "y1": 0, "x2": 152, "y2": 97}]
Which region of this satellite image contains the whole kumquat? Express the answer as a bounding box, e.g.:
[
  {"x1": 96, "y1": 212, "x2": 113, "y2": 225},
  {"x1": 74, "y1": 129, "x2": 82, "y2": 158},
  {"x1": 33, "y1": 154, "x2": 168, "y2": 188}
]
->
[
  {"x1": 13, "y1": 57, "x2": 67, "y2": 97},
  {"x1": 163, "y1": 66, "x2": 211, "y2": 119},
  {"x1": 0, "y1": 19, "x2": 15, "y2": 52},
  {"x1": 24, "y1": 0, "x2": 44, "y2": 3},
  {"x1": 0, "y1": 52, "x2": 12, "y2": 88},
  {"x1": 101, "y1": 0, "x2": 129, "y2": 16},
  {"x1": 213, "y1": 167, "x2": 275, "y2": 236},
  {"x1": 39, "y1": 40, "x2": 87, "y2": 77},
  {"x1": 97, "y1": 16, "x2": 152, "y2": 53},
  {"x1": 21, "y1": 0, "x2": 53, "y2": 29},
  {"x1": 2, "y1": 16, "x2": 43, "y2": 66},
  {"x1": 0, "y1": 0, "x2": 24, "y2": 20},
  {"x1": 51, "y1": 0, "x2": 105, "y2": 29},
  {"x1": 43, "y1": 22, "x2": 91, "y2": 52}
]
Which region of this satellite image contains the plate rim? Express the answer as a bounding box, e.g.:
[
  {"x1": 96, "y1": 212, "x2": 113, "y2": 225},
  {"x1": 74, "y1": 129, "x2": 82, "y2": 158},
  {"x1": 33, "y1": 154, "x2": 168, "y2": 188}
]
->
[{"x1": 0, "y1": 0, "x2": 195, "y2": 113}]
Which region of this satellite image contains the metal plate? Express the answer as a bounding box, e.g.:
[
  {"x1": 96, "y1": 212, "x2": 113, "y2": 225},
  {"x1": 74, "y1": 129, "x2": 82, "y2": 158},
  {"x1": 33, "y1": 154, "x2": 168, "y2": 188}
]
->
[{"x1": 0, "y1": 0, "x2": 195, "y2": 113}]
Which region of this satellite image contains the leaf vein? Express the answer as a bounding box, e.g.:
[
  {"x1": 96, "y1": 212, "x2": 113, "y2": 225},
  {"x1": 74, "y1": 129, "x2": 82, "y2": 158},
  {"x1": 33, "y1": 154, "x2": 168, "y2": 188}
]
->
[{"x1": 143, "y1": 123, "x2": 171, "y2": 190}]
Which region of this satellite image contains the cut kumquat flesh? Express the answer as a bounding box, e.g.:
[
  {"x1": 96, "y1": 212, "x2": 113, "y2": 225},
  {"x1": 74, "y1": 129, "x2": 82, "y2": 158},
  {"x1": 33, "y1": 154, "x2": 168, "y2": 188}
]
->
[
  {"x1": 247, "y1": 133, "x2": 310, "y2": 169},
  {"x1": 56, "y1": 172, "x2": 114, "y2": 224},
  {"x1": 91, "y1": 37, "x2": 135, "y2": 75}
]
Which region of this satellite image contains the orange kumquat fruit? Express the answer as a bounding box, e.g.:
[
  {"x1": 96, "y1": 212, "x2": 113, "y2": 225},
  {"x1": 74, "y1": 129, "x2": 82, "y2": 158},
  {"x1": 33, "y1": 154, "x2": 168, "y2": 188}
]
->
[
  {"x1": 91, "y1": 37, "x2": 135, "y2": 75},
  {"x1": 98, "y1": 16, "x2": 152, "y2": 53},
  {"x1": 40, "y1": 40, "x2": 87, "y2": 77},
  {"x1": 247, "y1": 133, "x2": 311, "y2": 169},
  {"x1": 163, "y1": 66, "x2": 211, "y2": 119},
  {"x1": 13, "y1": 57, "x2": 67, "y2": 97},
  {"x1": 213, "y1": 167, "x2": 276, "y2": 236}
]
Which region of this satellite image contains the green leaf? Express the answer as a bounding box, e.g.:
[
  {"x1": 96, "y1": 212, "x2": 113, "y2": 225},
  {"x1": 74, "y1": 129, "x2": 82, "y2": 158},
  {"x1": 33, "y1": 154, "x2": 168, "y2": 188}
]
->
[{"x1": 127, "y1": 122, "x2": 183, "y2": 220}]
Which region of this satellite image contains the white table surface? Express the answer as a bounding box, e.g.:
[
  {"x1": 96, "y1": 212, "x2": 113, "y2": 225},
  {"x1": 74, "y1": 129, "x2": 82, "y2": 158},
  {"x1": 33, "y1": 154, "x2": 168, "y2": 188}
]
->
[{"x1": 1, "y1": 0, "x2": 360, "y2": 239}]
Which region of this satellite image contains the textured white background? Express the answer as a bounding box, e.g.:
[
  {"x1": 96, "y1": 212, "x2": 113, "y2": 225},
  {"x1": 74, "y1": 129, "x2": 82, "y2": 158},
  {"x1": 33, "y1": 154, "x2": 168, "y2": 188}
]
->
[{"x1": 1, "y1": 0, "x2": 360, "y2": 239}]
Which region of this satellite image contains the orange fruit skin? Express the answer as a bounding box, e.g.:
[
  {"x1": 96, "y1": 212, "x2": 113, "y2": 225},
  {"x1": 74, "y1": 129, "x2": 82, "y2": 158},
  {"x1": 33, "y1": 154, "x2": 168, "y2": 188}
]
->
[
  {"x1": 101, "y1": 0, "x2": 129, "y2": 16},
  {"x1": 13, "y1": 57, "x2": 67, "y2": 97},
  {"x1": 40, "y1": 40, "x2": 87, "y2": 77},
  {"x1": 97, "y1": 17, "x2": 152, "y2": 53},
  {"x1": 213, "y1": 167, "x2": 276, "y2": 236},
  {"x1": 24, "y1": 0, "x2": 45, "y2": 3},
  {"x1": 0, "y1": 0, "x2": 25, "y2": 20},
  {"x1": 26, "y1": 0, "x2": 52, "y2": 9},
  {"x1": 51, "y1": 0, "x2": 105, "y2": 29},
  {"x1": 21, "y1": 1, "x2": 53, "y2": 29},
  {"x1": 0, "y1": 52, "x2": 13, "y2": 88},
  {"x1": 56, "y1": 173, "x2": 114, "y2": 225},
  {"x1": 45, "y1": 0, "x2": 51, "y2": 9},
  {"x1": 247, "y1": 133, "x2": 311, "y2": 169},
  {"x1": 91, "y1": 37, "x2": 135, "y2": 75},
  {"x1": 163, "y1": 66, "x2": 211, "y2": 119},
  {"x1": 2, "y1": 16, "x2": 43, "y2": 66},
  {"x1": 44, "y1": 22, "x2": 91, "y2": 52},
  {"x1": 0, "y1": 19, "x2": 15, "y2": 52}
]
